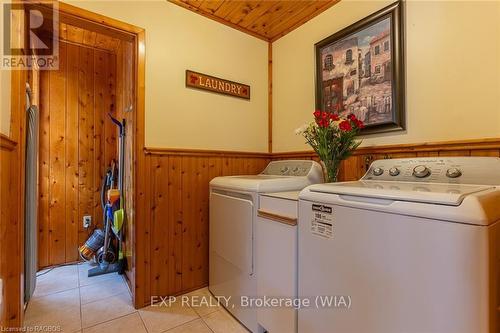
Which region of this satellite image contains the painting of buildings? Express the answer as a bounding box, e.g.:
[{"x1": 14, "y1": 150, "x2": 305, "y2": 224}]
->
[{"x1": 317, "y1": 17, "x2": 395, "y2": 128}]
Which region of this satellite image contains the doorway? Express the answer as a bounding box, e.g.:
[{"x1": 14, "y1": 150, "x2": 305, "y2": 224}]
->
[
  {"x1": 37, "y1": 31, "x2": 120, "y2": 267},
  {"x1": 21, "y1": 1, "x2": 144, "y2": 314}
]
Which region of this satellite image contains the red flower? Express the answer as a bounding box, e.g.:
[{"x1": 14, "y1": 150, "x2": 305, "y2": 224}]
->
[
  {"x1": 313, "y1": 110, "x2": 321, "y2": 118},
  {"x1": 347, "y1": 114, "x2": 357, "y2": 121},
  {"x1": 329, "y1": 113, "x2": 339, "y2": 121},
  {"x1": 355, "y1": 119, "x2": 365, "y2": 129},
  {"x1": 339, "y1": 120, "x2": 352, "y2": 131},
  {"x1": 316, "y1": 118, "x2": 329, "y2": 128}
]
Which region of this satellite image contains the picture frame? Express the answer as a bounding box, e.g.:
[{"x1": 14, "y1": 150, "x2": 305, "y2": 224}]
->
[{"x1": 315, "y1": 1, "x2": 405, "y2": 135}]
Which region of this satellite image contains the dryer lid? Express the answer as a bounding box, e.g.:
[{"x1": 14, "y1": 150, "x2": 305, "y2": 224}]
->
[{"x1": 308, "y1": 181, "x2": 494, "y2": 206}]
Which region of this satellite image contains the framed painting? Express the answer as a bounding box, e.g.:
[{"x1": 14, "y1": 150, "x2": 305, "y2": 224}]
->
[{"x1": 315, "y1": 1, "x2": 405, "y2": 135}]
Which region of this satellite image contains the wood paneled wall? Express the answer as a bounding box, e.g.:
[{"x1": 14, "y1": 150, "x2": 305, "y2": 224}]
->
[
  {"x1": 273, "y1": 138, "x2": 500, "y2": 181},
  {"x1": 135, "y1": 138, "x2": 500, "y2": 307},
  {"x1": 0, "y1": 70, "x2": 26, "y2": 328},
  {"x1": 38, "y1": 41, "x2": 117, "y2": 267},
  {"x1": 138, "y1": 149, "x2": 270, "y2": 304},
  {"x1": 0, "y1": 135, "x2": 22, "y2": 328}
]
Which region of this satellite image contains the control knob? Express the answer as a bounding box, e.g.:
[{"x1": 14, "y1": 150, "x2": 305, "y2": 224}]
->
[
  {"x1": 413, "y1": 165, "x2": 431, "y2": 178},
  {"x1": 372, "y1": 167, "x2": 384, "y2": 176},
  {"x1": 389, "y1": 167, "x2": 400, "y2": 176},
  {"x1": 446, "y1": 168, "x2": 462, "y2": 178}
]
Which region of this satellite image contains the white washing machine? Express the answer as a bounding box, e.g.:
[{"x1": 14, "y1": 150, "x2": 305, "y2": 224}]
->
[
  {"x1": 209, "y1": 160, "x2": 323, "y2": 333},
  {"x1": 298, "y1": 157, "x2": 500, "y2": 333}
]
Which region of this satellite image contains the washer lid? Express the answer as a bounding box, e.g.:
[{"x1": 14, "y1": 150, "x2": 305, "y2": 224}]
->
[{"x1": 309, "y1": 181, "x2": 494, "y2": 206}]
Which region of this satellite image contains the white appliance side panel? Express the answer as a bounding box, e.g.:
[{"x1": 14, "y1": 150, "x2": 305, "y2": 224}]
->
[
  {"x1": 210, "y1": 192, "x2": 253, "y2": 274},
  {"x1": 209, "y1": 192, "x2": 257, "y2": 332},
  {"x1": 298, "y1": 200, "x2": 495, "y2": 333},
  {"x1": 256, "y1": 215, "x2": 297, "y2": 333}
]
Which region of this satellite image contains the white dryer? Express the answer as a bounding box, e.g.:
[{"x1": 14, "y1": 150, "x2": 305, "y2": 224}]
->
[
  {"x1": 209, "y1": 160, "x2": 323, "y2": 333},
  {"x1": 298, "y1": 157, "x2": 500, "y2": 333}
]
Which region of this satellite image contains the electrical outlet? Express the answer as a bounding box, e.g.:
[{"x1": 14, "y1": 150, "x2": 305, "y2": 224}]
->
[{"x1": 83, "y1": 215, "x2": 92, "y2": 229}]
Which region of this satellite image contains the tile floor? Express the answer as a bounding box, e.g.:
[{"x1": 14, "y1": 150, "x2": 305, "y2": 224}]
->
[{"x1": 24, "y1": 263, "x2": 249, "y2": 333}]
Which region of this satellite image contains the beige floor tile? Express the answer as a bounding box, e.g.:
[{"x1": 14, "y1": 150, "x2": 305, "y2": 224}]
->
[
  {"x1": 138, "y1": 298, "x2": 199, "y2": 333},
  {"x1": 82, "y1": 312, "x2": 147, "y2": 333},
  {"x1": 24, "y1": 288, "x2": 81, "y2": 333},
  {"x1": 202, "y1": 309, "x2": 249, "y2": 333},
  {"x1": 81, "y1": 292, "x2": 135, "y2": 328},
  {"x1": 33, "y1": 265, "x2": 79, "y2": 297},
  {"x1": 78, "y1": 262, "x2": 122, "y2": 287},
  {"x1": 182, "y1": 287, "x2": 221, "y2": 317},
  {"x1": 80, "y1": 275, "x2": 128, "y2": 304},
  {"x1": 166, "y1": 319, "x2": 212, "y2": 333}
]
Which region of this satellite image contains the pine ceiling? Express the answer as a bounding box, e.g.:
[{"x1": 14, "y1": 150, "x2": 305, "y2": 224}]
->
[{"x1": 168, "y1": 0, "x2": 340, "y2": 42}]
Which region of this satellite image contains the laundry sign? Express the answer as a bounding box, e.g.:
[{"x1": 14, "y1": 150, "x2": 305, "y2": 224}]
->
[{"x1": 186, "y1": 70, "x2": 250, "y2": 100}]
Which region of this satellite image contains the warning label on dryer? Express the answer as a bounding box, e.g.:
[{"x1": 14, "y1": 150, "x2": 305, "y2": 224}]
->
[{"x1": 311, "y1": 204, "x2": 334, "y2": 239}]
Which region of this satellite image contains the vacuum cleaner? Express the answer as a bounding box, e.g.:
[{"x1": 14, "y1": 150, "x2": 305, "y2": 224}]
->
[{"x1": 78, "y1": 114, "x2": 126, "y2": 277}]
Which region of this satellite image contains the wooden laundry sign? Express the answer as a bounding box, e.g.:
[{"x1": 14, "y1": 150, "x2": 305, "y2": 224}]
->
[{"x1": 185, "y1": 70, "x2": 250, "y2": 100}]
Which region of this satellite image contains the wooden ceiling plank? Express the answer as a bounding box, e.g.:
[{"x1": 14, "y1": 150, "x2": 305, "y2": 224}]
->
[
  {"x1": 168, "y1": 0, "x2": 341, "y2": 42},
  {"x1": 214, "y1": 1, "x2": 245, "y2": 19},
  {"x1": 264, "y1": 1, "x2": 311, "y2": 33},
  {"x1": 253, "y1": 1, "x2": 308, "y2": 36},
  {"x1": 244, "y1": 1, "x2": 286, "y2": 33},
  {"x1": 183, "y1": 0, "x2": 204, "y2": 8},
  {"x1": 266, "y1": 1, "x2": 327, "y2": 37},
  {"x1": 238, "y1": 1, "x2": 278, "y2": 28},
  {"x1": 198, "y1": 0, "x2": 224, "y2": 14},
  {"x1": 227, "y1": 1, "x2": 261, "y2": 25},
  {"x1": 169, "y1": 0, "x2": 269, "y2": 41},
  {"x1": 269, "y1": 0, "x2": 340, "y2": 41}
]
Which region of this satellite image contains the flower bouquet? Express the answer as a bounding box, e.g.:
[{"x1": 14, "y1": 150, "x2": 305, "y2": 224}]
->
[{"x1": 296, "y1": 111, "x2": 364, "y2": 182}]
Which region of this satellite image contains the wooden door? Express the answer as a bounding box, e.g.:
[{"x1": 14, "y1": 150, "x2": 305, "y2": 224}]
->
[{"x1": 38, "y1": 41, "x2": 117, "y2": 267}]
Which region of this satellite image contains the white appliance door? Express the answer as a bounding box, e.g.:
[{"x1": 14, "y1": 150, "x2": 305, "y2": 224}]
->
[
  {"x1": 298, "y1": 199, "x2": 495, "y2": 333},
  {"x1": 209, "y1": 191, "x2": 256, "y2": 332}
]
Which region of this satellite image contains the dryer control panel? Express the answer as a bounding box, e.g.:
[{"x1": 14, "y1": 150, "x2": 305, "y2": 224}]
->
[
  {"x1": 262, "y1": 160, "x2": 323, "y2": 180},
  {"x1": 362, "y1": 157, "x2": 500, "y2": 185}
]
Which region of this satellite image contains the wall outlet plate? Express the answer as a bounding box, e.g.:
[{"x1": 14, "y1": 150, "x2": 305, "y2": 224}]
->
[{"x1": 83, "y1": 215, "x2": 91, "y2": 229}]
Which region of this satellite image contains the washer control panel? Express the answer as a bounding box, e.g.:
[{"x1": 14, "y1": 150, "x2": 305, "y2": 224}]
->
[{"x1": 362, "y1": 157, "x2": 500, "y2": 185}]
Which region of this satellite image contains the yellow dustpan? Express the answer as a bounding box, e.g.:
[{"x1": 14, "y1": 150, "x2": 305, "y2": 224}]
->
[{"x1": 112, "y1": 208, "x2": 124, "y2": 235}]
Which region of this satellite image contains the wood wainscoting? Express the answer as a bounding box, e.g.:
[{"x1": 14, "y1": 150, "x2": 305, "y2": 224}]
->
[
  {"x1": 273, "y1": 138, "x2": 500, "y2": 181},
  {"x1": 136, "y1": 138, "x2": 500, "y2": 306},
  {"x1": 138, "y1": 148, "x2": 270, "y2": 305}
]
